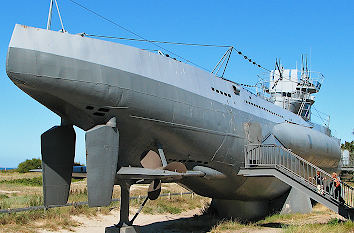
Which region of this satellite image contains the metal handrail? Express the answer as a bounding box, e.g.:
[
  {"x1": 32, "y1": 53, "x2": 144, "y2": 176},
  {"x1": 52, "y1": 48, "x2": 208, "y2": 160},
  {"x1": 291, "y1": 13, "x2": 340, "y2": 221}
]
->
[{"x1": 244, "y1": 144, "x2": 354, "y2": 208}]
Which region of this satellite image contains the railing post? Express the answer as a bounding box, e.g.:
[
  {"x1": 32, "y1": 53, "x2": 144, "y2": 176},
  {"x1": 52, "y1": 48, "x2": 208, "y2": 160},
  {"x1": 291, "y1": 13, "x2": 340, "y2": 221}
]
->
[
  {"x1": 244, "y1": 146, "x2": 248, "y2": 168},
  {"x1": 290, "y1": 155, "x2": 292, "y2": 171},
  {"x1": 281, "y1": 149, "x2": 283, "y2": 166},
  {"x1": 286, "y1": 150, "x2": 289, "y2": 169},
  {"x1": 250, "y1": 148, "x2": 252, "y2": 166}
]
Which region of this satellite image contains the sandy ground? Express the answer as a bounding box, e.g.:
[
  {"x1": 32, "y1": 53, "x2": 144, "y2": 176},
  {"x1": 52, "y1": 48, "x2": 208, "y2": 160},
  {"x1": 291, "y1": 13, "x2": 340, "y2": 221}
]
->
[
  {"x1": 37, "y1": 203, "x2": 346, "y2": 233},
  {"x1": 39, "y1": 208, "x2": 207, "y2": 233},
  {"x1": 2, "y1": 175, "x2": 349, "y2": 233},
  {"x1": 38, "y1": 210, "x2": 282, "y2": 233},
  {"x1": 37, "y1": 207, "x2": 290, "y2": 233}
]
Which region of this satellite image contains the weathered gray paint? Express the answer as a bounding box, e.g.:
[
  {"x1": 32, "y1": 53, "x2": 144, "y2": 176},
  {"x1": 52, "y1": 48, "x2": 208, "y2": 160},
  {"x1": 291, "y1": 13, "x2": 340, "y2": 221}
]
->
[
  {"x1": 272, "y1": 123, "x2": 341, "y2": 168},
  {"x1": 6, "y1": 25, "x2": 342, "y2": 219},
  {"x1": 41, "y1": 125, "x2": 76, "y2": 206},
  {"x1": 86, "y1": 123, "x2": 119, "y2": 207}
]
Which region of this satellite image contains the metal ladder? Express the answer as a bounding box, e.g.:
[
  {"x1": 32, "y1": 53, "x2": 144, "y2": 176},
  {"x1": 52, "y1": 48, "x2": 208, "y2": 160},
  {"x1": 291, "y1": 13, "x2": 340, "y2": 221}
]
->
[
  {"x1": 297, "y1": 100, "x2": 311, "y2": 119},
  {"x1": 238, "y1": 144, "x2": 354, "y2": 220},
  {"x1": 297, "y1": 100, "x2": 305, "y2": 116}
]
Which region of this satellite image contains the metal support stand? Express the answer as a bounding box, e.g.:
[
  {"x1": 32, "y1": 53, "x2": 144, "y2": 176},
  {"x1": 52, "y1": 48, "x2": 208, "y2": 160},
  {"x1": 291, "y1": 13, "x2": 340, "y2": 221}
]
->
[
  {"x1": 129, "y1": 197, "x2": 149, "y2": 225},
  {"x1": 118, "y1": 182, "x2": 131, "y2": 226},
  {"x1": 106, "y1": 182, "x2": 140, "y2": 233}
]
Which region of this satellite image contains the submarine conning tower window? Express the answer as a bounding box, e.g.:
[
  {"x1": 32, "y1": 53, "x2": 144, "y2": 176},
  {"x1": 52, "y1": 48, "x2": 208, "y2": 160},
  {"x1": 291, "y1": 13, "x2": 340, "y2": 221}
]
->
[{"x1": 233, "y1": 85, "x2": 240, "y2": 95}]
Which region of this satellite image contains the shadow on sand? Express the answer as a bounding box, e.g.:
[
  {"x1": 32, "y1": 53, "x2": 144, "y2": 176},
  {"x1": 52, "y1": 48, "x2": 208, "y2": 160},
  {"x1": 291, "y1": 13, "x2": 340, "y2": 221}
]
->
[
  {"x1": 138, "y1": 211, "x2": 291, "y2": 233},
  {"x1": 139, "y1": 213, "x2": 219, "y2": 233}
]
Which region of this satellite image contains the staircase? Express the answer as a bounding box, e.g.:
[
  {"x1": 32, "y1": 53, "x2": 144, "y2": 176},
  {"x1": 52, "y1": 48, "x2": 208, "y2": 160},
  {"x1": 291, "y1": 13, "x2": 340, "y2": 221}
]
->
[{"x1": 238, "y1": 144, "x2": 354, "y2": 220}]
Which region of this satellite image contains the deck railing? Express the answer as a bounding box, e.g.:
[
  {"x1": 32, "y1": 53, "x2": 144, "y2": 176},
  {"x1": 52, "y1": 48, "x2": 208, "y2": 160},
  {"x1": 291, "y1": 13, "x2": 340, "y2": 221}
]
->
[{"x1": 244, "y1": 144, "x2": 354, "y2": 208}]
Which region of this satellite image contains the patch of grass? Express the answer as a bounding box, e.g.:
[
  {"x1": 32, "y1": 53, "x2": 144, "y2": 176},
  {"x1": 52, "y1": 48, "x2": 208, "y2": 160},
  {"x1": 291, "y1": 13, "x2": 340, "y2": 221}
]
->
[
  {"x1": 0, "y1": 194, "x2": 9, "y2": 200},
  {"x1": 0, "y1": 169, "x2": 17, "y2": 174},
  {"x1": 257, "y1": 204, "x2": 334, "y2": 226},
  {"x1": 0, "y1": 208, "x2": 79, "y2": 232},
  {"x1": 0, "y1": 203, "x2": 115, "y2": 232},
  {"x1": 283, "y1": 220, "x2": 354, "y2": 233},
  {"x1": 0, "y1": 177, "x2": 42, "y2": 186},
  {"x1": 0, "y1": 200, "x2": 11, "y2": 209},
  {"x1": 0, "y1": 175, "x2": 82, "y2": 186},
  {"x1": 72, "y1": 177, "x2": 85, "y2": 183},
  {"x1": 27, "y1": 195, "x2": 43, "y2": 207},
  {"x1": 210, "y1": 216, "x2": 354, "y2": 233},
  {"x1": 68, "y1": 187, "x2": 88, "y2": 203},
  {"x1": 259, "y1": 213, "x2": 306, "y2": 224},
  {"x1": 211, "y1": 219, "x2": 259, "y2": 232},
  {"x1": 135, "y1": 195, "x2": 207, "y2": 215},
  {"x1": 144, "y1": 202, "x2": 182, "y2": 214},
  {"x1": 0, "y1": 195, "x2": 43, "y2": 209}
]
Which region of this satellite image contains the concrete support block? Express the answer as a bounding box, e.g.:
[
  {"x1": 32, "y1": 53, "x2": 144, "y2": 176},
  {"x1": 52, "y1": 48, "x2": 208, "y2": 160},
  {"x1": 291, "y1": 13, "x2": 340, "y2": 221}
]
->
[
  {"x1": 281, "y1": 187, "x2": 312, "y2": 214},
  {"x1": 105, "y1": 225, "x2": 140, "y2": 233}
]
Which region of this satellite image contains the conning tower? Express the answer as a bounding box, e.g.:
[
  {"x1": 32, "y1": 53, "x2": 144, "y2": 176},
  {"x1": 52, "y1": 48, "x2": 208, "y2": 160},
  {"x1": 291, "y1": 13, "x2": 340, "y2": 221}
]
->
[{"x1": 263, "y1": 58, "x2": 324, "y2": 122}]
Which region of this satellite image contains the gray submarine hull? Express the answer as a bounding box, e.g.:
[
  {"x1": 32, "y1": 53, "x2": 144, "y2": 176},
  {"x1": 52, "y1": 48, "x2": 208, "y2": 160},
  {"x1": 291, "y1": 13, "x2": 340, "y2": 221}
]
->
[{"x1": 6, "y1": 25, "x2": 341, "y2": 220}]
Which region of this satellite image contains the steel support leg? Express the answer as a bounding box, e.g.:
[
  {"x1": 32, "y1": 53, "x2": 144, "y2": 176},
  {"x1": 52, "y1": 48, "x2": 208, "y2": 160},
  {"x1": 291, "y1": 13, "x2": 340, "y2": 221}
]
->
[{"x1": 118, "y1": 182, "x2": 131, "y2": 227}]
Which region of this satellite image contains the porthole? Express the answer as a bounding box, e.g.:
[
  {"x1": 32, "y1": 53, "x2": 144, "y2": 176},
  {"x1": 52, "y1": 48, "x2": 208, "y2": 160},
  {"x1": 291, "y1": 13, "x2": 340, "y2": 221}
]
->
[
  {"x1": 93, "y1": 112, "x2": 105, "y2": 116},
  {"x1": 98, "y1": 108, "x2": 110, "y2": 112}
]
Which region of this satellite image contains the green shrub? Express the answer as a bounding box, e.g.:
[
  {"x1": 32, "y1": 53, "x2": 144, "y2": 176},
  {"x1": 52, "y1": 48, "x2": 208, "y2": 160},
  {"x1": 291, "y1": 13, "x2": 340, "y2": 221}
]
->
[{"x1": 17, "y1": 158, "x2": 41, "y2": 173}]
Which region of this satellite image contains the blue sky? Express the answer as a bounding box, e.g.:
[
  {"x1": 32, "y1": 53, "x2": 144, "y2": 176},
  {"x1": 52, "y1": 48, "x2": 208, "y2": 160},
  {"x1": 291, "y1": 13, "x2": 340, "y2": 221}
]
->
[{"x1": 0, "y1": 0, "x2": 353, "y2": 167}]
